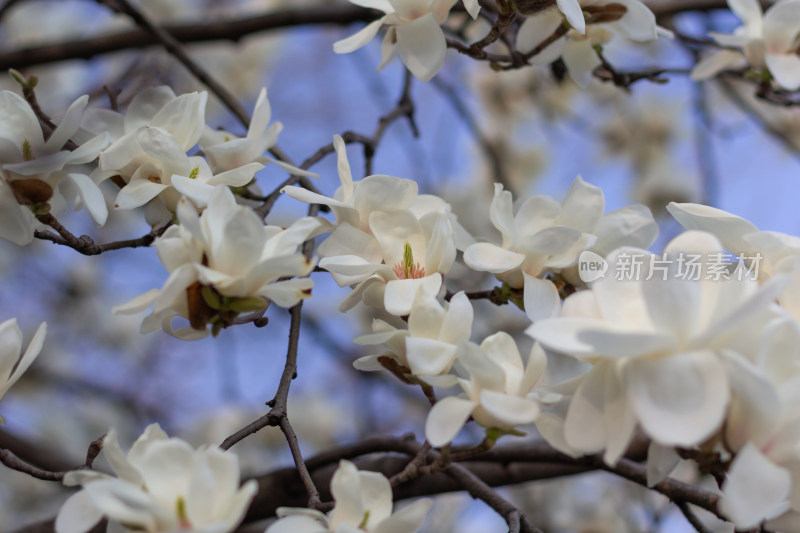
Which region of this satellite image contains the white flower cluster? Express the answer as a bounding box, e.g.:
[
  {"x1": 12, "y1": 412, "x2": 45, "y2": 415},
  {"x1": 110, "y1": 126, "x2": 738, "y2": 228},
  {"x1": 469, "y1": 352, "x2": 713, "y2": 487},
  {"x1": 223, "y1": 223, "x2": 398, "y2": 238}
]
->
[
  {"x1": 335, "y1": 0, "x2": 670, "y2": 83},
  {"x1": 692, "y1": 0, "x2": 800, "y2": 90},
  {"x1": 0, "y1": 83, "x2": 331, "y2": 340}
]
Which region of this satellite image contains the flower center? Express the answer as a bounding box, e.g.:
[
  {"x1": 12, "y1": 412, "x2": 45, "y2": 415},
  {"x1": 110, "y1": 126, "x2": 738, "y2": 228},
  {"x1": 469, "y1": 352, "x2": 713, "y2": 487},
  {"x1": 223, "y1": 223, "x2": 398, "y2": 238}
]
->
[
  {"x1": 22, "y1": 139, "x2": 32, "y2": 161},
  {"x1": 393, "y1": 242, "x2": 425, "y2": 279}
]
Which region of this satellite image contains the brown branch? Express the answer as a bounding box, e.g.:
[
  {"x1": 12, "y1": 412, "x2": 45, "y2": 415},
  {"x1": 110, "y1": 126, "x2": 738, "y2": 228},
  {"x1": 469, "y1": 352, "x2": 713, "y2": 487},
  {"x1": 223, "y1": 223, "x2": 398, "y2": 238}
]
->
[
  {"x1": 34, "y1": 213, "x2": 159, "y2": 255},
  {"x1": 220, "y1": 302, "x2": 321, "y2": 509},
  {"x1": 0, "y1": 5, "x2": 379, "y2": 71},
  {"x1": 0, "y1": 433, "x2": 104, "y2": 482},
  {"x1": 100, "y1": 0, "x2": 251, "y2": 129}
]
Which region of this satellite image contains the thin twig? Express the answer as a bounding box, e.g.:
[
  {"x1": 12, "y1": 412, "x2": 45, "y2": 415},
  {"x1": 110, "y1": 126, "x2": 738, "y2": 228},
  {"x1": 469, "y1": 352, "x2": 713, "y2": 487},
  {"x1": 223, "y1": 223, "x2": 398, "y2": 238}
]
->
[
  {"x1": 99, "y1": 0, "x2": 251, "y2": 128},
  {"x1": 0, "y1": 448, "x2": 65, "y2": 481},
  {"x1": 34, "y1": 214, "x2": 160, "y2": 255}
]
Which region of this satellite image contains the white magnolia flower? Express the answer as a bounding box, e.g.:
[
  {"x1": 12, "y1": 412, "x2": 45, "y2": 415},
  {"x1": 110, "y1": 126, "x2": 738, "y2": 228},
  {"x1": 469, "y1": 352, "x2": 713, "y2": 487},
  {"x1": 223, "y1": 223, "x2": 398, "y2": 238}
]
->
[
  {"x1": 667, "y1": 201, "x2": 800, "y2": 278},
  {"x1": 0, "y1": 91, "x2": 109, "y2": 245},
  {"x1": 353, "y1": 290, "x2": 473, "y2": 378},
  {"x1": 55, "y1": 424, "x2": 257, "y2": 533},
  {"x1": 268, "y1": 460, "x2": 431, "y2": 533},
  {"x1": 283, "y1": 135, "x2": 472, "y2": 315},
  {"x1": 517, "y1": 0, "x2": 664, "y2": 87},
  {"x1": 692, "y1": 0, "x2": 800, "y2": 90},
  {"x1": 199, "y1": 87, "x2": 313, "y2": 176},
  {"x1": 113, "y1": 186, "x2": 330, "y2": 339},
  {"x1": 424, "y1": 333, "x2": 546, "y2": 447},
  {"x1": 333, "y1": 0, "x2": 480, "y2": 82},
  {"x1": 0, "y1": 319, "x2": 46, "y2": 423},
  {"x1": 93, "y1": 87, "x2": 265, "y2": 220},
  {"x1": 709, "y1": 314, "x2": 800, "y2": 530},
  {"x1": 527, "y1": 231, "x2": 787, "y2": 464},
  {"x1": 463, "y1": 176, "x2": 657, "y2": 321}
]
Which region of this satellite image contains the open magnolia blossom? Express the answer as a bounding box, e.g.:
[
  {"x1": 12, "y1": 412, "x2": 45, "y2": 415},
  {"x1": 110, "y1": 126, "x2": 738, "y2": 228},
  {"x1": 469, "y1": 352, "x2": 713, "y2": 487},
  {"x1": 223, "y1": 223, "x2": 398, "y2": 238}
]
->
[
  {"x1": 424, "y1": 333, "x2": 546, "y2": 447},
  {"x1": 527, "y1": 231, "x2": 788, "y2": 465},
  {"x1": 333, "y1": 0, "x2": 480, "y2": 82},
  {"x1": 667, "y1": 201, "x2": 800, "y2": 278},
  {"x1": 691, "y1": 0, "x2": 800, "y2": 90},
  {"x1": 0, "y1": 90, "x2": 110, "y2": 245},
  {"x1": 516, "y1": 0, "x2": 665, "y2": 87},
  {"x1": 94, "y1": 88, "x2": 267, "y2": 222},
  {"x1": 55, "y1": 424, "x2": 257, "y2": 533},
  {"x1": 268, "y1": 460, "x2": 432, "y2": 533},
  {"x1": 283, "y1": 135, "x2": 472, "y2": 315},
  {"x1": 198, "y1": 87, "x2": 313, "y2": 177},
  {"x1": 113, "y1": 186, "x2": 330, "y2": 339},
  {"x1": 353, "y1": 290, "x2": 473, "y2": 379},
  {"x1": 717, "y1": 323, "x2": 800, "y2": 530},
  {"x1": 463, "y1": 176, "x2": 657, "y2": 322},
  {"x1": 0, "y1": 318, "x2": 46, "y2": 423}
]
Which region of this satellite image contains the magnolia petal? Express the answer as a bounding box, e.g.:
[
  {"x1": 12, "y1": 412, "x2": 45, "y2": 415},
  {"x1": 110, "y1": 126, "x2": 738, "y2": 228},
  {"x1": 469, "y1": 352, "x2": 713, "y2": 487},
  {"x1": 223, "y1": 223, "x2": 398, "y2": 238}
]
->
[
  {"x1": 115, "y1": 179, "x2": 168, "y2": 210},
  {"x1": 395, "y1": 13, "x2": 447, "y2": 82},
  {"x1": 606, "y1": 0, "x2": 658, "y2": 41},
  {"x1": 102, "y1": 429, "x2": 143, "y2": 485},
  {"x1": 66, "y1": 173, "x2": 108, "y2": 226},
  {"x1": 728, "y1": 0, "x2": 762, "y2": 23},
  {"x1": 557, "y1": 0, "x2": 585, "y2": 33},
  {"x1": 334, "y1": 17, "x2": 386, "y2": 54},
  {"x1": 563, "y1": 40, "x2": 601, "y2": 88},
  {"x1": 248, "y1": 87, "x2": 272, "y2": 139},
  {"x1": 646, "y1": 442, "x2": 680, "y2": 487},
  {"x1": 462, "y1": 0, "x2": 480, "y2": 18},
  {"x1": 489, "y1": 183, "x2": 515, "y2": 246},
  {"x1": 406, "y1": 338, "x2": 458, "y2": 375},
  {"x1": 55, "y1": 490, "x2": 103, "y2": 533},
  {"x1": 722, "y1": 350, "x2": 781, "y2": 452},
  {"x1": 519, "y1": 343, "x2": 547, "y2": 395},
  {"x1": 516, "y1": 9, "x2": 564, "y2": 54},
  {"x1": 438, "y1": 291, "x2": 473, "y2": 344},
  {"x1": 150, "y1": 92, "x2": 207, "y2": 150},
  {"x1": 112, "y1": 289, "x2": 160, "y2": 315},
  {"x1": 357, "y1": 470, "x2": 394, "y2": 525},
  {"x1": 523, "y1": 274, "x2": 561, "y2": 322},
  {"x1": 763, "y1": 0, "x2": 800, "y2": 52},
  {"x1": 463, "y1": 243, "x2": 525, "y2": 274},
  {"x1": 766, "y1": 53, "x2": 800, "y2": 91},
  {"x1": 625, "y1": 351, "x2": 729, "y2": 447},
  {"x1": 479, "y1": 389, "x2": 539, "y2": 427},
  {"x1": 266, "y1": 514, "x2": 329, "y2": 533},
  {"x1": 0, "y1": 91, "x2": 43, "y2": 148},
  {"x1": 425, "y1": 396, "x2": 477, "y2": 447},
  {"x1": 564, "y1": 366, "x2": 608, "y2": 454},
  {"x1": 384, "y1": 274, "x2": 442, "y2": 316},
  {"x1": 258, "y1": 278, "x2": 314, "y2": 308},
  {"x1": 330, "y1": 460, "x2": 366, "y2": 526},
  {"x1": 602, "y1": 364, "x2": 637, "y2": 466},
  {"x1": 378, "y1": 28, "x2": 400, "y2": 70},
  {"x1": 721, "y1": 443, "x2": 791, "y2": 528},
  {"x1": 124, "y1": 86, "x2": 176, "y2": 132},
  {"x1": 82, "y1": 479, "x2": 158, "y2": 530},
  {"x1": 260, "y1": 156, "x2": 319, "y2": 178},
  {"x1": 45, "y1": 95, "x2": 88, "y2": 153},
  {"x1": 691, "y1": 50, "x2": 745, "y2": 80},
  {"x1": 353, "y1": 355, "x2": 386, "y2": 371},
  {"x1": 407, "y1": 292, "x2": 445, "y2": 339},
  {"x1": 373, "y1": 498, "x2": 433, "y2": 533},
  {"x1": 593, "y1": 204, "x2": 658, "y2": 257},
  {"x1": 0, "y1": 182, "x2": 36, "y2": 245},
  {"x1": 666, "y1": 202, "x2": 758, "y2": 255},
  {"x1": 560, "y1": 176, "x2": 604, "y2": 233}
]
